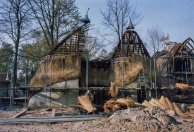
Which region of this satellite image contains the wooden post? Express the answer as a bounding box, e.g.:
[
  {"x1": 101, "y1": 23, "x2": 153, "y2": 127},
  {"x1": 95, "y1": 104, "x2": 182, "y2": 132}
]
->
[
  {"x1": 154, "y1": 58, "x2": 157, "y2": 99},
  {"x1": 181, "y1": 51, "x2": 183, "y2": 83},
  {"x1": 50, "y1": 56, "x2": 53, "y2": 108},
  {"x1": 45, "y1": 56, "x2": 48, "y2": 109},
  {"x1": 167, "y1": 61, "x2": 170, "y2": 87},
  {"x1": 150, "y1": 59, "x2": 152, "y2": 88},
  {"x1": 86, "y1": 54, "x2": 88, "y2": 91},
  {"x1": 185, "y1": 62, "x2": 188, "y2": 84},
  {"x1": 173, "y1": 51, "x2": 175, "y2": 86}
]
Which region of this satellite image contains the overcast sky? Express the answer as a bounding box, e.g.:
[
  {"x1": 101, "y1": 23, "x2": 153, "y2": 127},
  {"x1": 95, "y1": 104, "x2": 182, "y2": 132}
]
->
[{"x1": 75, "y1": 0, "x2": 194, "y2": 55}]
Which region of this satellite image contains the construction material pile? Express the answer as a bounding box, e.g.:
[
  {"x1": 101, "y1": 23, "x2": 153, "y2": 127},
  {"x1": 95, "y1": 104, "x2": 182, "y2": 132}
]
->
[
  {"x1": 103, "y1": 99, "x2": 134, "y2": 113},
  {"x1": 77, "y1": 95, "x2": 96, "y2": 113},
  {"x1": 176, "y1": 83, "x2": 194, "y2": 90},
  {"x1": 107, "y1": 106, "x2": 194, "y2": 132},
  {"x1": 142, "y1": 96, "x2": 193, "y2": 118},
  {"x1": 108, "y1": 82, "x2": 119, "y2": 97},
  {"x1": 76, "y1": 94, "x2": 135, "y2": 114}
]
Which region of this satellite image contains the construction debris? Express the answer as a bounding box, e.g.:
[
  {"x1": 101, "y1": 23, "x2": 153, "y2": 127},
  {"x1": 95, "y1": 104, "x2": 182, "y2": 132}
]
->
[
  {"x1": 12, "y1": 108, "x2": 28, "y2": 118},
  {"x1": 116, "y1": 98, "x2": 134, "y2": 108},
  {"x1": 51, "y1": 109, "x2": 56, "y2": 117},
  {"x1": 159, "y1": 96, "x2": 170, "y2": 110},
  {"x1": 142, "y1": 100, "x2": 152, "y2": 107},
  {"x1": 108, "y1": 82, "x2": 119, "y2": 97},
  {"x1": 142, "y1": 96, "x2": 194, "y2": 119},
  {"x1": 181, "y1": 103, "x2": 188, "y2": 113},
  {"x1": 78, "y1": 95, "x2": 96, "y2": 113},
  {"x1": 108, "y1": 106, "x2": 194, "y2": 132},
  {"x1": 0, "y1": 116, "x2": 100, "y2": 125},
  {"x1": 173, "y1": 102, "x2": 184, "y2": 116},
  {"x1": 150, "y1": 98, "x2": 165, "y2": 108},
  {"x1": 103, "y1": 98, "x2": 134, "y2": 113},
  {"x1": 165, "y1": 97, "x2": 175, "y2": 111},
  {"x1": 176, "y1": 83, "x2": 194, "y2": 89},
  {"x1": 1, "y1": 106, "x2": 193, "y2": 132}
]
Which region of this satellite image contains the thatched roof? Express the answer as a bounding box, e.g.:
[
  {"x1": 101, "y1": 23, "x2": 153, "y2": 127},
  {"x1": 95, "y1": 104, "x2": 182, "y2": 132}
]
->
[
  {"x1": 30, "y1": 55, "x2": 81, "y2": 87},
  {"x1": 79, "y1": 54, "x2": 161, "y2": 87}
]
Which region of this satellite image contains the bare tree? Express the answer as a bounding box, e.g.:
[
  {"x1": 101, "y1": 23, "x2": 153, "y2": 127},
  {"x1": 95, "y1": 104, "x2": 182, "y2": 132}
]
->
[
  {"x1": 101, "y1": 0, "x2": 142, "y2": 44},
  {"x1": 28, "y1": 0, "x2": 81, "y2": 50},
  {"x1": 0, "y1": 0, "x2": 31, "y2": 87},
  {"x1": 147, "y1": 25, "x2": 169, "y2": 54},
  {"x1": 83, "y1": 37, "x2": 104, "y2": 60}
]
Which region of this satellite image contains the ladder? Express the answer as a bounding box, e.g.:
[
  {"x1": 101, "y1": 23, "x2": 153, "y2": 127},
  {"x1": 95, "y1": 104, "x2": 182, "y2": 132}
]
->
[{"x1": 139, "y1": 72, "x2": 147, "y2": 101}]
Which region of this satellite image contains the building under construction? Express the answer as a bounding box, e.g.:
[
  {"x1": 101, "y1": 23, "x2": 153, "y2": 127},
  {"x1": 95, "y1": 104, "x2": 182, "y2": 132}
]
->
[
  {"x1": 153, "y1": 38, "x2": 194, "y2": 87},
  {"x1": 8, "y1": 14, "x2": 193, "y2": 108}
]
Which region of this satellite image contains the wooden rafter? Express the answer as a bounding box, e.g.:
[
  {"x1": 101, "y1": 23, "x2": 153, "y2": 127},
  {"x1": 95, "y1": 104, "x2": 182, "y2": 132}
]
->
[
  {"x1": 170, "y1": 37, "x2": 194, "y2": 56},
  {"x1": 48, "y1": 23, "x2": 90, "y2": 55},
  {"x1": 113, "y1": 30, "x2": 150, "y2": 59}
]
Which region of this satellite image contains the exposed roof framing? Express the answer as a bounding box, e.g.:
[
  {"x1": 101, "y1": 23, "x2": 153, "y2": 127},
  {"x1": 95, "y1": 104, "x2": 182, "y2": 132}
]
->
[
  {"x1": 156, "y1": 37, "x2": 194, "y2": 73},
  {"x1": 112, "y1": 30, "x2": 150, "y2": 59},
  {"x1": 169, "y1": 37, "x2": 194, "y2": 56},
  {"x1": 152, "y1": 50, "x2": 167, "y2": 60},
  {"x1": 48, "y1": 23, "x2": 91, "y2": 55}
]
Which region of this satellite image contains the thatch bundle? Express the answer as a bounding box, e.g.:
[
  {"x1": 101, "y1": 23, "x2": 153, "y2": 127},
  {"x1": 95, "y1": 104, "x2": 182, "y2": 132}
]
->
[
  {"x1": 142, "y1": 100, "x2": 152, "y2": 107},
  {"x1": 116, "y1": 98, "x2": 134, "y2": 108},
  {"x1": 78, "y1": 95, "x2": 96, "y2": 113},
  {"x1": 30, "y1": 55, "x2": 81, "y2": 87},
  {"x1": 159, "y1": 96, "x2": 170, "y2": 110},
  {"x1": 165, "y1": 97, "x2": 175, "y2": 111},
  {"x1": 103, "y1": 100, "x2": 126, "y2": 113},
  {"x1": 108, "y1": 82, "x2": 119, "y2": 97},
  {"x1": 150, "y1": 98, "x2": 165, "y2": 109},
  {"x1": 142, "y1": 96, "x2": 192, "y2": 117},
  {"x1": 142, "y1": 96, "x2": 194, "y2": 119},
  {"x1": 103, "y1": 98, "x2": 134, "y2": 113},
  {"x1": 176, "y1": 83, "x2": 194, "y2": 89}
]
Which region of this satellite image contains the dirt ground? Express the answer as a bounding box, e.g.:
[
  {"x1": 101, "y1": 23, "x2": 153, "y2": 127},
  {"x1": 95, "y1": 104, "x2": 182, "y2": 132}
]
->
[{"x1": 0, "y1": 106, "x2": 193, "y2": 132}]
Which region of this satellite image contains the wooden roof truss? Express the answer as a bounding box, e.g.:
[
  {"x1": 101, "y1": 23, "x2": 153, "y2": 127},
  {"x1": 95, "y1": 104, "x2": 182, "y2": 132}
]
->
[
  {"x1": 48, "y1": 23, "x2": 91, "y2": 55},
  {"x1": 112, "y1": 30, "x2": 150, "y2": 59}
]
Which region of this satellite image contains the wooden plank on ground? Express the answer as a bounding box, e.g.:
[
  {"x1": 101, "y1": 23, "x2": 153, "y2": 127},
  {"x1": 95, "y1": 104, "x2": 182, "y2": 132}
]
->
[
  {"x1": 12, "y1": 108, "x2": 28, "y2": 118},
  {"x1": 0, "y1": 117, "x2": 100, "y2": 125},
  {"x1": 51, "y1": 109, "x2": 56, "y2": 117},
  {"x1": 0, "y1": 114, "x2": 102, "y2": 120}
]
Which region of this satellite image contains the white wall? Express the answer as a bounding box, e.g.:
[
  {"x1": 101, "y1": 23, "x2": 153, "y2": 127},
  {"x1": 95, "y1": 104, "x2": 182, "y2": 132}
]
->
[{"x1": 28, "y1": 79, "x2": 79, "y2": 108}]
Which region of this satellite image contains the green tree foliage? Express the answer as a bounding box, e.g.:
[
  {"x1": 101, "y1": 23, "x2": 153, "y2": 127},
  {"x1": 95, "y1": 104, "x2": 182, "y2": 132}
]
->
[
  {"x1": 0, "y1": 0, "x2": 31, "y2": 86},
  {"x1": 18, "y1": 37, "x2": 51, "y2": 82},
  {"x1": 0, "y1": 0, "x2": 81, "y2": 83},
  {"x1": 0, "y1": 42, "x2": 14, "y2": 72}
]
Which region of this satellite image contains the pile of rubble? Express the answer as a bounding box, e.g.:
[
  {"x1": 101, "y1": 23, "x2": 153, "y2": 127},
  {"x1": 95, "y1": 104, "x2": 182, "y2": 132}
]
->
[
  {"x1": 70, "y1": 106, "x2": 194, "y2": 132},
  {"x1": 142, "y1": 96, "x2": 193, "y2": 118},
  {"x1": 106, "y1": 106, "x2": 194, "y2": 131}
]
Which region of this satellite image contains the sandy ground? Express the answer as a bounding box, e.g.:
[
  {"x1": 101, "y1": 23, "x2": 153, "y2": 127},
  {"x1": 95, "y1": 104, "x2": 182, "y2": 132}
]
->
[{"x1": 0, "y1": 106, "x2": 193, "y2": 132}]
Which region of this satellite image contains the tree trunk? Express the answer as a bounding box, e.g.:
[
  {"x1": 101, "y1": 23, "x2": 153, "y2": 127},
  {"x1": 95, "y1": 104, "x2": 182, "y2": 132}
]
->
[{"x1": 13, "y1": 21, "x2": 21, "y2": 88}]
